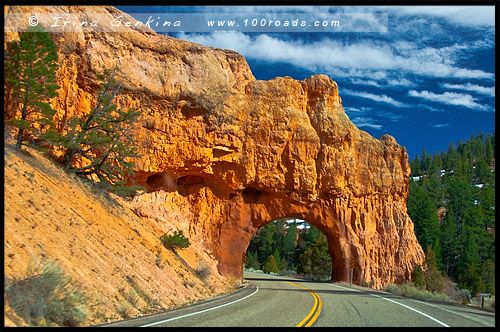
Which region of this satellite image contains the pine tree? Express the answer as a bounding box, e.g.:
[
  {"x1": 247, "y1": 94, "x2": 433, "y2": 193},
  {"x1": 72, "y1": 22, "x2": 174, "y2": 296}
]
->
[
  {"x1": 304, "y1": 224, "x2": 321, "y2": 247},
  {"x1": 297, "y1": 233, "x2": 331, "y2": 280},
  {"x1": 431, "y1": 237, "x2": 444, "y2": 271},
  {"x1": 411, "y1": 154, "x2": 421, "y2": 176},
  {"x1": 424, "y1": 246, "x2": 444, "y2": 293},
  {"x1": 474, "y1": 158, "x2": 491, "y2": 183},
  {"x1": 245, "y1": 251, "x2": 260, "y2": 270},
  {"x1": 45, "y1": 69, "x2": 141, "y2": 195},
  {"x1": 161, "y1": 230, "x2": 190, "y2": 251},
  {"x1": 282, "y1": 221, "x2": 298, "y2": 267},
  {"x1": 5, "y1": 24, "x2": 60, "y2": 150},
  {"x1": 255, "y1": 223, "x2": 275, "y2": 265},
  {"x1": 297, "y1": 247, "x2": 313, "y2": 276},
  {"x1": 444, "y1": 173, "x2": 474, "y2": 233},
  {"x1": 272, "y1": 219, "x2": 286, "y2": 256},
  {"x1": 263, "y1": 255, "x2": 280, "y2": 274},
  {"x1": 422, "y1": 175, "x2": 443, "y2": 208},
  {"x1": 456, "y1": 223, "x2": 483, "y2": 277},
  {"x1": 420, "y1": 147, "x2": 429, "y2": 173},
  {"x1": 458, "y1": 262, "x2": 485, "y2": 295},
  {"x1": 408, "y1": 133, "x2": 495, "y2": 292},
  {"x1": 439, "y1": 207, "x2": 460, "y2": 277},
  {"x1": 309, "y1": 234, "x2": 332, "y2": 280},
  {"x1": 411, "y1": 265, "x2": 425, "y2": 289},
  {"x1": 446, "y1": 142, "x2": 459, "y2": 171},
  {"x1": 485, "y1": 135, "x2": 493, "y2": 165},
  {"x1": 481, "y1": 259, "x2": 495, "y2": 295},
  {"x1": 407, "y1": 182, "x2": 440, "y2": 252},
  {"x1": 478, "y1": 183, "x2": 495, "y2": 231},
  {"x1": 272, "y1": 247, "x2": 284, "y2": 271}
]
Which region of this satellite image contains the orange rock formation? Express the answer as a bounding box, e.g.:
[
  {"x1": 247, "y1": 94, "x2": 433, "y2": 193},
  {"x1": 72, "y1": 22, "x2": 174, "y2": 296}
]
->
[{"x1": 5, "y1": 5, "x2": 424, "y2": 289}]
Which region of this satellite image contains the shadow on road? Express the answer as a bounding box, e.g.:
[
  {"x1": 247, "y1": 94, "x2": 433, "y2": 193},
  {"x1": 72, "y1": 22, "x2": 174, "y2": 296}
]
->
[{"x1": 244, "y1": 276, "x2": 334, "y2": 283}]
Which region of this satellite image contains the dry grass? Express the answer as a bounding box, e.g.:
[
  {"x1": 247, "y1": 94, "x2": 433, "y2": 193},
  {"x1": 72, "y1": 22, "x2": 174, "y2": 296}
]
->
[
  {"x1": 385, "y1": 281, "x2": 465, "y2": 304},
  {"x1": 4, "y1": 258, "x2": 89, "y2": 327},
  {"x1": 4, "y1": 144, "x2": 235, "y2": 326}
]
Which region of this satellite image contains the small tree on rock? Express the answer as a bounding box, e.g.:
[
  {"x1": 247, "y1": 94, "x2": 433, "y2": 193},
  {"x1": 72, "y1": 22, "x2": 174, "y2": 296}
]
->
[
  {"x1": 5, "y1": 24, "x2": 60, "y2": 150},
  {"x1": 45, "y1": 69, "x2": 141, "y2": 195},
  {"x1": 161, "y1": 230, "x2": 191, "y2": 251}
]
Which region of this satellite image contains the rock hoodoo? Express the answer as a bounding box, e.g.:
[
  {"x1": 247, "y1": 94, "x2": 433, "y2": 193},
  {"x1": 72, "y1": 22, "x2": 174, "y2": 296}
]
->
[{"x1": 5, "y1": 6, "x2": 424, "y2": 288}]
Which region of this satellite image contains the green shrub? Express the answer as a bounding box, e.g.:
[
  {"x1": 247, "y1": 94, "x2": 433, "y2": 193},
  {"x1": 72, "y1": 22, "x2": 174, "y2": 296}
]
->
[
  {"x1": 384, "y1": 282, "x2": 453, "y2": 303},
  {"x1": 4, "y1": 259, "x2": 88, "y2": 326},
  {"x1": 263, "y1": 255, "x2": 280, "y2": 274},
  {"x1": 195, "y1": 261, "x2": 211, "y2": 282},
  {"x1": 411, "y1": 265, "x2": 425, "y2": 289},
  {"x1": 245, "y1": 251, "x2": 261, "y2": 270},
  {"x1": 297, "y1": 233, "x2": 331, "y2": 280},
  {"x1": 117, "y1": 303, "x2": 133, "y2": 319},
  {"x1": 161, "y1": 230, "x2": 190, "y2": 250},
  {"x1": 424, "y1": 246, "x2": 444, "y2": 293},
  {"x1": 126, "y1": 286, "x2": 140, "y2": 308},
  {"x1": 385, "y1": 283, "x2": 399, "y2": 294}
]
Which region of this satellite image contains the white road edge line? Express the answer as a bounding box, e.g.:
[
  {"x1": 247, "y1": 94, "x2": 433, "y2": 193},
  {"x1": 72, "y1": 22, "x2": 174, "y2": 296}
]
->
[
  {"x1": 369, "y1": 293, "x2": 450, "y2": 327},
  {"x1": 327, "y1": 284, "x2": 450, "y2": 327},
  {"x1": 139, "y1": 286, "x2": 259, "y2": 327},
  {"x1": 411, "y1": 298, "x2": 493, "y2": 327}
]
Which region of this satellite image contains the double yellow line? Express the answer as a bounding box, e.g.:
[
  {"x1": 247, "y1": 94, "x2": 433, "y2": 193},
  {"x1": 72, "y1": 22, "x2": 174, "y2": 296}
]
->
[{"x1": 283, "y1": 281, "x2": 322, "y2": 327}]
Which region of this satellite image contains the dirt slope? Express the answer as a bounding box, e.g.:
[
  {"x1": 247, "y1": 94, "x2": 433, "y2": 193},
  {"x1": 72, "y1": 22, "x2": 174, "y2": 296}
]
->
[{"x1": 3, "y1": 144, "x2": 239, "y2": 326}]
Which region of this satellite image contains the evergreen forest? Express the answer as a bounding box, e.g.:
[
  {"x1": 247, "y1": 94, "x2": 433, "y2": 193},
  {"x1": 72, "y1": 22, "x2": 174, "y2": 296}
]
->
[
  {"x1": 245, "y1": 219, "x2": 332, "y2": 281},
  {"x1": 408, "y1": 132, "x2": 495, "y2": 295}
]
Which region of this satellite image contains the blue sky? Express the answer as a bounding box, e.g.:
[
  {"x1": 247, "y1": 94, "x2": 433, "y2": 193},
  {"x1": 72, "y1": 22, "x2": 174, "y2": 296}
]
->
[{"x1": 118, "y1": 5, "x2": 495, "y2": 159}]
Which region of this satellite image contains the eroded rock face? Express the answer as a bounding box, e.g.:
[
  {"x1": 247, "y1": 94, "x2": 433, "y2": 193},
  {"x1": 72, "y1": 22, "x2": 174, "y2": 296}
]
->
[{"x1": 5, "y1": 5, "x2": 424, "y2": 288}]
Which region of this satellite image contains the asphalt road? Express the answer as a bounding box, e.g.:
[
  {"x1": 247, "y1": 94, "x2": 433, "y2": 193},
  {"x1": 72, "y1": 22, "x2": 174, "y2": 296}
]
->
[{"x1": 99, "y1": 271, "x2": 496, "y2": 327}]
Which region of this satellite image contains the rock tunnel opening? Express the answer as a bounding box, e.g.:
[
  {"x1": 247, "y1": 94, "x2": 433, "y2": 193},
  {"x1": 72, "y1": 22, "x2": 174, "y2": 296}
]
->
[
  {"x1": 244, "y1": 218, "x2": 334, "y2": 281},
  {"x1": 242, "y1": 187, "x2": 269, "y2": 204},
  {"x1": 176, "y1": 175, "x2": 207, "y2": 196},
  {"x1": 144, "y1": 172, "x2": 178, "y2": 192},
  {"x1": 133, "y1": 170, "x2": 415, "y2": 289}
]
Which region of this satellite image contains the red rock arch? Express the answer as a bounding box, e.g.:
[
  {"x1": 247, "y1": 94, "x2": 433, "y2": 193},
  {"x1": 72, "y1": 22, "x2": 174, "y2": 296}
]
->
[
  {"x1": 208, "y1": 186, "x2": 420, "y2": 289},
  {"x1": 129, "y1": 76, "x2": 425, "y2": 289},
  {"x1": 4, "y1": 6, "x2": 425, "y2": 289}
]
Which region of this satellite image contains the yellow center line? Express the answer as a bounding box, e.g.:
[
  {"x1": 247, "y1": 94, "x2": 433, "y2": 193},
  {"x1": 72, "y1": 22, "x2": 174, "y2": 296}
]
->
[
  {"x1": 283, "y1": 281, "x2": 323, "y2": 327},
  {"x1": 305, "y1": 291, "x2": 322, "y2": 327}
]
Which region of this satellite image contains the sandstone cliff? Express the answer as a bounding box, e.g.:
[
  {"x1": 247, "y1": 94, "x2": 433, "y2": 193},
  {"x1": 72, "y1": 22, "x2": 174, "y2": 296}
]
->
[{"x1": 5, "y1": 5, "x2": 425, "y2": 291}]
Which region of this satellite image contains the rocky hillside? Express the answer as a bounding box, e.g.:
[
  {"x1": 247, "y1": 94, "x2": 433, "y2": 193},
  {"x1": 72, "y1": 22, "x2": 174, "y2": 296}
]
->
[{"x1": 4, "y1": 144, "x2": 240, "y2": 326}]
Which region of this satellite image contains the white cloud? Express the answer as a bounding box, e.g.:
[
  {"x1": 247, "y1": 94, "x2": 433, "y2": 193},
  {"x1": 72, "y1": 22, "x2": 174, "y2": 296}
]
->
[
  {"x1": 378, "y1": 111, "x2": 404, "y2": 121},
  {"x1": 408, "y1": 90, "x2": 488, "y2": 110},
  {"x1": 350, "y1": 117, "x2": 383, "y2": 130},
  {"x1": 343, "y1": 106, "x2": 371, "y2": 114},
  {"x1": 380, "y1": 6, "x2": 495, "y2": 27},
  {"x1": 421, "y1": 105, "x2": 446, "y2": 113},
  {"x1": 349, "y1": 78, "x2": 380, "y2": 87},
  {"x1": 342, "y1": 89, "x2": 406, "y2": 107},
  {"x1": 441, "y1": 83, "x2": 495, "y2": 97},
  {"x1": 194, "y1": 6, "x2": 495, "y2": 27},
  {"x1": 432, "y1": 123, "x2": 450, "y2": 128},
  {"x1": 177, "y1": 31, "x2": 494, "y2": 81},
  {"x1": 387, "y1": 78, "x2": 416, "y2": 87},
  {"x1": 349, "y1": 78, "x2": 415, "y2": 89}
]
